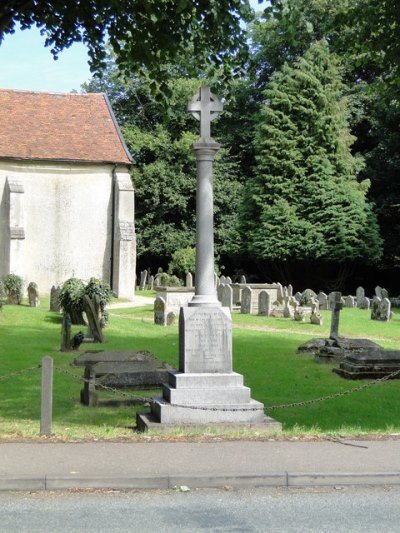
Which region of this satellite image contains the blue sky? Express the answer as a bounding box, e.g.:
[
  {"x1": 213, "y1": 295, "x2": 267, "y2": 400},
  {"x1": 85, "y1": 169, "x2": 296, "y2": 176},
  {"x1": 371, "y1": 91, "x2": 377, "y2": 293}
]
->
[{"x1": 0, "y1": 1, "x2": 267, "y2": 93}]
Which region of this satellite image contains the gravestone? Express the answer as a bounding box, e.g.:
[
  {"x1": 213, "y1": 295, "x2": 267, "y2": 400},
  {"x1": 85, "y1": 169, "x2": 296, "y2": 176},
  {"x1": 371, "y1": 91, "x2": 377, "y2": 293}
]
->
[
  {"x1": 310, "y1": 302, "x2": 323, "y2": 326},
  {"x1": 154, "y1": 296, "x2": 167, "y2": 326},
  {"x1": 241, "y1": 286, "x2": 253, "y2": 314},
  {"x1": 60, "y1": 312, "x2": 72, "y2": 352},
  {"x1": 217, "y1": 283, "x2": 225, "y2": 303},
  {"x1": 356, "y1": 286, "x2": 365, "y2": 308},
  {"x1": 148, "y1": 275, "x2": 154, "y2": 290},
  {"x1": 28, "y1": 283, "x2": 40, "y2": 307},
  {"x1": 371, "y1": 296, "x2": 382, "y2": 320},
  {"x1": 83, "y1": 294, "x2": 104, "y2": 343},
  {"x1": 167, "y1": 311, "x2": 176, "y2": 326},
  {"x1": 359, "y1": 296, "x2": 371, "y2": 310},
  {"x1": 50, "y1": 285, "x2": 61, "y2": 312},
  {"x1": 345, "y1": 295, "x2": 355, "y2": 308},
  {"x1": 329, "y1": 292, "x2": 343, "y2": 340},
  {"x1": 137, "y1": 87, "x2": 280, "y2": 431},
  {"x1": 220, "y1": 275, "x2": 227, "y2": 285},
  {"x1": 226, "y1": 276, "x2": 232, "y2": 284},
  {"x1": 287, "y1": 284, "x2": 293, "y2": 297},
  {"x1": 186, "y1": 272, "x2": 193, "y2": 288},
  {"x1": 221, "y1": 284, "x2": 233, "y2": 310},
  {"x1": 258, "y1": 290, "x2": 271, "y2": 316},
  {"x1": 380, "y1": 298, "x2": 392, "y2": 321},
  {"x1": 317, "y1": 291, "x2": 328, "y2": 310},
  {"x1": 139, "y1": 270, "x2": 148, "y2": 290},
  {"x1": 294, "y1": 292, "x2": 302, "y2": 303},
  {"x1": 294, "y1": 309, "x2": 306, "y2": 322},
  {"x1": 240, "y1": 275, "x2": 246, "y2": 284},
  {"x1": 276, "y1": 283, "x2": 284, "y2": 303}
]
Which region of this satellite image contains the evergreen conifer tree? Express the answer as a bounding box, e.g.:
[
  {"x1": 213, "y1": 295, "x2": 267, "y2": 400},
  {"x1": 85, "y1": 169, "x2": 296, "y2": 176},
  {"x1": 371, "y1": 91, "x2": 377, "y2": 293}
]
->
[{"x1": 243, "y1": 40, "x2": 382, "y2": 273}]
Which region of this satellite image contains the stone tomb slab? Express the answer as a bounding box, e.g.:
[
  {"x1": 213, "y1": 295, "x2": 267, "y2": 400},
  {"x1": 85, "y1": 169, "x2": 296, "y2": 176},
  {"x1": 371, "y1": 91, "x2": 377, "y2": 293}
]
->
[
  {"x1": 298, "y1": 337, "x2": 382, "y2": 363},
  {"x1": 179, "y1": 306, "x2": 232, "y2": 373},
  {"x1": 333, "y1": 350, "x2": 400, "y2": 379},
  {"x1": 72, "y1": 350, "x2": 175, "y2": 406}
]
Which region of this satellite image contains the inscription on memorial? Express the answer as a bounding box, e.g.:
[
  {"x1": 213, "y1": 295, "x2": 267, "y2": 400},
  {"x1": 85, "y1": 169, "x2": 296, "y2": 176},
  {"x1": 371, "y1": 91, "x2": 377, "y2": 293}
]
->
[
  {"x1": 179, "y1": 306, "x2": 232, "y2": 373},
  {"x1": 118, "y1": 220, "x2": 135, "y2": 241}
]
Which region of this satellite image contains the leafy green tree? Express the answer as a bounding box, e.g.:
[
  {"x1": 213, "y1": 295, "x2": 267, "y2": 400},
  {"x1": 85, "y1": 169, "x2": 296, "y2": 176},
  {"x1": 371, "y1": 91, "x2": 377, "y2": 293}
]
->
[
  {"x1": 242, "y1": 41, "x2": 382, "y2": 281},
  {"x1": 0, "y1": 1, "x2": 254, "y2": 84}
]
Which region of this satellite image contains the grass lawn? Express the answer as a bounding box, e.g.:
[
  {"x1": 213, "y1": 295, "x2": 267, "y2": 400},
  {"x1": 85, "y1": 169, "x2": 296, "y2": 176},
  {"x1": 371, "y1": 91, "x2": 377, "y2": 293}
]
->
[{"x1": 0, "y1": 298, "x2": 399, "y2": 440}]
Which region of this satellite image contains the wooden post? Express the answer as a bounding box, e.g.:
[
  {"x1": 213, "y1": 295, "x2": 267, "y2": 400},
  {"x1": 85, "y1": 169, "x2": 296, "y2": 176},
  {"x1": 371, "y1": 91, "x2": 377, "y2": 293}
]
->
[{"x1": 40, "y1": 356, "x2": 53, "y2": 436}]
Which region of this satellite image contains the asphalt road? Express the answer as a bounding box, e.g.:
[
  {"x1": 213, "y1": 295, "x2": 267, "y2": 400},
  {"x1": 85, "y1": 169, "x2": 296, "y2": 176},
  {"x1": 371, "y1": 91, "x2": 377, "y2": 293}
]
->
[{"x1": 1, "y1": 486, "x2": 400, "y2": 532}]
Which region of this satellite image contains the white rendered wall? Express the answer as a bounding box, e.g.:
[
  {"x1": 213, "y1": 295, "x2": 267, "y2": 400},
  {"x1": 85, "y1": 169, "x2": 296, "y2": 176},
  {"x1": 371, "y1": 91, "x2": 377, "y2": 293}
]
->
[{"x1": 0, "y1": 160, "x2": 124, "y2": 294}]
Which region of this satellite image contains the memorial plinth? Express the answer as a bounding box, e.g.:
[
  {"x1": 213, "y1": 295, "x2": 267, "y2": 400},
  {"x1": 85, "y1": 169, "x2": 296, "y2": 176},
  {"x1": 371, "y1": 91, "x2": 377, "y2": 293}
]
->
[{"x1": 137, "y1": 87, "x2": 281, "y2": 432}]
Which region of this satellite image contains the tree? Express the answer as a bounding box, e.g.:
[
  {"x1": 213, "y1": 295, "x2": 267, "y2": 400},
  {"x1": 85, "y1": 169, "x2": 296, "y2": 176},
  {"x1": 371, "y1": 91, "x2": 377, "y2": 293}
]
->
[
  {"x1": 242, "y1": 40, "x2": 382, "y2": 284},
  {"x1": 0, "y1": 1, "x2": 254, "y2": 84}
]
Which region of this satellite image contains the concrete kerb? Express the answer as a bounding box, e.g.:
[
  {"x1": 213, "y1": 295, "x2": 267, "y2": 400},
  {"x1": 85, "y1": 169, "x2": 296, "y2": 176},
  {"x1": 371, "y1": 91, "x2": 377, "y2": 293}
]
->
[{"x1": 2, "y1": 472, "x2": 400, "y2": 492}]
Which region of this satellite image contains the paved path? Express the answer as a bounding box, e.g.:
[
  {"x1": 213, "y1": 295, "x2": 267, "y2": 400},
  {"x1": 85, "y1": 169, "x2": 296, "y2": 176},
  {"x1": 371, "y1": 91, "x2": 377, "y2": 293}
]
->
[
  {"x1": 108, "y1": 295, "x2": 153, "y2": 309},
  {"x1": 1, "y1": 439, "x2": 400, "y2": 491}
]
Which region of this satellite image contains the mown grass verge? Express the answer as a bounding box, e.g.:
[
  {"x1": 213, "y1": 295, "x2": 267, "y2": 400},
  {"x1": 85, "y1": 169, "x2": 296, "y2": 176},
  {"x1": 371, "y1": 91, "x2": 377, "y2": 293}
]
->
[{"x1": 0, "y1": 298, "x2": 399, "y2": 440}]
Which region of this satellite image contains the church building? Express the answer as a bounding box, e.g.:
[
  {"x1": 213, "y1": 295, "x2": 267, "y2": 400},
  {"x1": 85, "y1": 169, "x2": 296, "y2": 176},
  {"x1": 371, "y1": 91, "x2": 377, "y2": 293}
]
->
[{"x1": 0, "y1": 89, "x2": 136, "y2": 298}]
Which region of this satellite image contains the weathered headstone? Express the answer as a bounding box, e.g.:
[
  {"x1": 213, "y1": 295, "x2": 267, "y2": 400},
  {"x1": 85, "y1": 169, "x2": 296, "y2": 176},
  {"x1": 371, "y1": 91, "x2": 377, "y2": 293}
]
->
[
  {"x1": 375, "y1": 286, "x2": 383, "y2": 299},
  {"x1": 356, "y1": 286, "x2": 365, "y2": 308},
  {"x1": 83, "y1": 294, "x2": 104, "y2": 343},
  {"x1": 154, "y1": 296, "x2": 167, "y2": 326},
  {"x1": 258, "y1": 290, "x2": 271, "y2": 316},
  {"x1": 380, "y1": 298, "x2": 392, "y2": 321},
  {"x1": 317, "y1": 291, "x2": 328, "y2": 310},
  {"x1": 217, "y1": 283, "x2": 225, "y2": 303},
  {"x1": 287, "y1": 284, "x2": 293, "y2": 297},
  {"x1": 50, "y1": 285, "x2": 61, "y2": 312},
  {"x1": 220, "y1": 275, "x2": 227, "y2": 285},
  {"x1": 139, "y1": 270, "x2": 148, "y2": 290},
  {"x1": 221, "y1": 284, "x2": 233, "y2": 310},
  {"x1": 359, "y1": 296, "x2": 371, "y2": 310},
  {"x1": 345, "y1": 295, "x2": 355, "y2": 308},
  {"x1": 28, "y1": 283, "x2": 40, "y2": 307},
  {"x1": 310, "y1": 301, "x2": 323, "y2": 325},
  {"x1": 294, "y1": 309, "x2": 306, "y2": 322},
  {"x1": 148, "y1": 275, "x2": 154, "y2": 290},
  {"x1": 241, "y1": 286, "x2": 253, "y2": 314},
  {"x1": 166, "y1": 311, "x2": 177, "y2": 326},
  {"x1": 186, "y1": 272, "x2": 193, "y2": 288},
  {"x1": 240, "y1": 275, "x2": 246, "y2": 284},
  {"x1": 329, "y1": 291, "x2": 343, "y2": 340},
  {"x1": 226, "y1": 276, "x2": 232, "y2": 284},
  {"x1": 60, "y1": 312, "x2": 72, "y2": 352},
  {"x1": 371, "y1": 296, "x2": 381, "y2": 320},
  {"x1": 294, "y1": 292, "x2": 302, "y2": 303},
  {"x1": 276, "y1": 283, "x2": 284, "y2": 303}
]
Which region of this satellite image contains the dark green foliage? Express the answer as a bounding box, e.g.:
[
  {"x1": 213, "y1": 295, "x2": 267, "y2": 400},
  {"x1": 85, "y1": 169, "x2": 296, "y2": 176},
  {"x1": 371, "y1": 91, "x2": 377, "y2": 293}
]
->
[
  {"x1": 158, "y1": 273, "x2": 181, "y2": 287},
  {"x1": 59, "y1": 278, "x2": 85, "y2": 325},
  {"x1": 0, "y1": 279, "x2": 5, "y2": 310},
  {"x1": 0, "y1": 1, "x2": 254, "y2": 86},
  {"x1": 84, "y1": 277, "x2": 113, "y2": 324},
  {"x1": 168, "y1": 247, "x2": 196, "y2": 280},
  {"x1": 300, "y1": 289, "x2": 317, "y2": 306},
  {"x1": 3, "y1": 274, "x2": 24, "y2": 304},
  {"x1": 243, "y1": 41, "x2": 382, "y2": 267}
]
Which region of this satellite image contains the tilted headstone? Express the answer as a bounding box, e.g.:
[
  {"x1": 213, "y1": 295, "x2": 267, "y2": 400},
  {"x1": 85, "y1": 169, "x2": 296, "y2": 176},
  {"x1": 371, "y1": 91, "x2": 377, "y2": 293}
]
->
[
  {"x1": 241, "y1": 286, "x2": 253, "y2": 314},
  {"x1": 139, "y1": 270, "x2": 148, "y2": 290},
  {"x1": 258, "y1": 290, "x2": 271, "y2": 316},
  {"x1": 240, "y1": 275, "x2": 246, "y2": 284},
  {"x1": 154, "y1": 296, "x2": 167, "y2": 326},
  {"x1": 50, "y1": 285, "x2": 61, "y2": 312},
  {"x1": 287, "y1": 284, "x2": 293, "y2": 297},
  {"x1": 221, "y1": 284, "x2": 233, "y2": 310},
  {"x1": 154, "y1": 274, "x2": 161, "y2": 287},
  {"x1": 185, "y1": 272, "x2": 193, "y2": 288},
  {"x1": 310, "y1": 307, "x2": 323, "y2": 326},
  {"x1": 83, "y1": 295, "x2": 104, "y2": 343},
  {"x1": 375, "y1": 286, "x2": 383, "y2": 299},
  {"x1": 382, "y1": 288, "x2": 389, "y2": 299},
  {"x1": 283, "y1": 300, "x2": 294, "y2": 319},
  {"x1": 294, "y1": 292, "x2": 302, "y2": 303},
  {"x1": 220, "y1": 275, "x2": 227, "y2": 285},
  {"x1": 345, "y1": 295, "x2": 355, "y2": 308},
  {"x1": 329, "y1": 291, "x2": 343, "y2": 340},
  {"x1": 294, "y1": 309, "x2": 306, "y2": 322},
  {"x1": 148, "y1": 275, "x2": 154, "y2": 290},
  {"x1": 226, "y1": 276, "x2": 232, "y2": 285}
]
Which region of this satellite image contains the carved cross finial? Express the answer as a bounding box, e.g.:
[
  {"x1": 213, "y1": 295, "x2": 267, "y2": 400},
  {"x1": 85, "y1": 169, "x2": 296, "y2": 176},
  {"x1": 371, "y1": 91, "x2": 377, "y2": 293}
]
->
[{"x1": 188, "y1": 86, "x2": 223, "y2": 140}]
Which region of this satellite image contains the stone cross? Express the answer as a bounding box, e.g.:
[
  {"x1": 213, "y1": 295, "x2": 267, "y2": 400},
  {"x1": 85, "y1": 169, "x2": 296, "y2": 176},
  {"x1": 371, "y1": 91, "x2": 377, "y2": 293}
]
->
[
  {"x1": 188, "y1": 86, "x2": 223, "y2": 140},
  {"x1": 329, "y1": 291, "x2": 343, "y2": 340},
  {"x1": 187, "y1": 86, "x2": 223, "y2": 306}
]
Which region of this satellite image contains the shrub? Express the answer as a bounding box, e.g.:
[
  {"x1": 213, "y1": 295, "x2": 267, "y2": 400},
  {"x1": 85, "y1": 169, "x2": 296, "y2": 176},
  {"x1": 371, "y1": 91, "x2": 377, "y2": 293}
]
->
[
  {"x1": 84, "y1": 277, "x2": 113, "y2": 324},
  {"x1": 168, "y1": 247, "x2": 196, "y2": 280},
  {"x1": 158, "y1": 273, "x2": 182, "y2": 287},
  {"x1": 59, "y1": 278, "x2": 86, "y2": 325},
  {"x1": 300, "y1": 288, "x2": 317, "y2": 306},
  {"x1": 3, "y1": 274, "x2": 24, "y2": 304}
]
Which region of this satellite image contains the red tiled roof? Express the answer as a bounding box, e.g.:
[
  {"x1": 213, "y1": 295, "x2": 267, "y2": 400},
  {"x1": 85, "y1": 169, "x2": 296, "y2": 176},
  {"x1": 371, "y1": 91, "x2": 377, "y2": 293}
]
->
[{"x1": 0, "y1": 89, "x2": 131, "y2": 165}]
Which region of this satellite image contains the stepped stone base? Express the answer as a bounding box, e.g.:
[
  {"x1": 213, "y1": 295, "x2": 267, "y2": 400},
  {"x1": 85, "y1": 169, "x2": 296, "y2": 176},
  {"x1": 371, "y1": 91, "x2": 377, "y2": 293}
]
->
[
  {"x1": 136, "y1": 371, "x2": 282, "y2": 431},
  {"x1": 333, "y1": 350, "x2": 400, "y2": 380}
]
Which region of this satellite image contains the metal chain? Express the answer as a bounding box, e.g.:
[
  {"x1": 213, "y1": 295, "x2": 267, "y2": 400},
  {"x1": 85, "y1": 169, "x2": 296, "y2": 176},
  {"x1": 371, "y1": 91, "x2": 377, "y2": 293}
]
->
[
  {"x1": 53, "y1": 365, "x2": 400, "y2": 413},
  {"x1": 53, "y1": 366, "x2": 155, "y2": 404},
  {"x1": 0, "y1": 365, "x2": 41, "y2": 382},
  {"x1": 264, "y1": 368, "x2": 400, "y2": 411}
]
